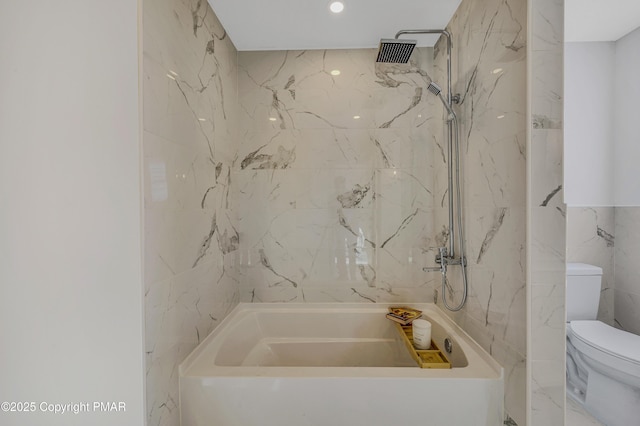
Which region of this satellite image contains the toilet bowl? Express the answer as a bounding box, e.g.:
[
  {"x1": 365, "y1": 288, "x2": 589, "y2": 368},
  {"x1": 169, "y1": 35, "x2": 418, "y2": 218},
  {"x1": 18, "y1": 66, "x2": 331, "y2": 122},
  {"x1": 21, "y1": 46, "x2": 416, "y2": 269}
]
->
[{"x1": 566, "y1": 263, "x2": 640, "y2": 426}]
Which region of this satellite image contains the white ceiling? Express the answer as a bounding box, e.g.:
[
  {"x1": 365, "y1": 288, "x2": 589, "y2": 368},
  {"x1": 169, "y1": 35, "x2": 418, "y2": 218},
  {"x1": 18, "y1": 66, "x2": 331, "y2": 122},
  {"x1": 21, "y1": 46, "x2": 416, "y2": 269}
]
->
[
  {"x1": 207, "y1": 0, "x2": 462, "y2": 51},
  {"x1": 209, "y1": 0, "x2": 640, "y2": 51},
  {"x1": 565, "y1": 0, "x2": 640, "y2": 42}
]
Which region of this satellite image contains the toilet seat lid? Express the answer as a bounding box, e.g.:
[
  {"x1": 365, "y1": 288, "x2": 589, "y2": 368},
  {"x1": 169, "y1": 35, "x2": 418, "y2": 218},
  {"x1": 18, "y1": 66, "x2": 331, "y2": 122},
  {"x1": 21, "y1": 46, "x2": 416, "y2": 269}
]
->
[{"x1": 570, "y1": 320, "x2": 640, "y2": 365}]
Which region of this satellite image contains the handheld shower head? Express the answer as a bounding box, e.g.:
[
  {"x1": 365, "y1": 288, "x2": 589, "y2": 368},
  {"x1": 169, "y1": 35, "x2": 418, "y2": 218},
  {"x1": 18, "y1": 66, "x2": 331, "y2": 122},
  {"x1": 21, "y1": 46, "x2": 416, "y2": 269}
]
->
[
  {"x1": 427, "y1": 82, "x2": 442, "y2": 96},
  {"x1": 427, "y1": 81, "x2": 456, "y2": 121}
]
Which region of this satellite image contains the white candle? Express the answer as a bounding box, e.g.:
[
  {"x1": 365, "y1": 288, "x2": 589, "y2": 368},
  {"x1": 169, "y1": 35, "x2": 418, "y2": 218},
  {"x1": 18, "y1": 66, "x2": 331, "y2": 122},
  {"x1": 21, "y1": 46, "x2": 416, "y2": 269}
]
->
[{"x1": 412, "y1": 319, "x2": 432, "y2": 349}]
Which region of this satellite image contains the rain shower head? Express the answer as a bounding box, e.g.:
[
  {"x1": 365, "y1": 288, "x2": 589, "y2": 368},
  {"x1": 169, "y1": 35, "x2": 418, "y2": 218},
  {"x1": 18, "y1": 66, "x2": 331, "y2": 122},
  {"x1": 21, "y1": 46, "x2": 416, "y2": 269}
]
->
[{"x1": 375, "y1": 39, "x2": 417, "y2": 63}]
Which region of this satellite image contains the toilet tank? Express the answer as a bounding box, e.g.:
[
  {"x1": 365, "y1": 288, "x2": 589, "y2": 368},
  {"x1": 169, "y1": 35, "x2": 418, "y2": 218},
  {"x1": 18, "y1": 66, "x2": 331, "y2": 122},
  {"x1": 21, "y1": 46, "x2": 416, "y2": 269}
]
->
[{"x1": 566, "y1": 263, "x2": 603, "y2": 322}]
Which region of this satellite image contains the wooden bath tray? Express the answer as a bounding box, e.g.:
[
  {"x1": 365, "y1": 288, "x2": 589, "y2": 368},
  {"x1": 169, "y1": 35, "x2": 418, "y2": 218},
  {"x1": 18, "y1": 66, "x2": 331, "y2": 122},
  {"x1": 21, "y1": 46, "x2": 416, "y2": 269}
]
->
[{"x1": 394, "y1": 323, "x2": 451, "y2": 369}]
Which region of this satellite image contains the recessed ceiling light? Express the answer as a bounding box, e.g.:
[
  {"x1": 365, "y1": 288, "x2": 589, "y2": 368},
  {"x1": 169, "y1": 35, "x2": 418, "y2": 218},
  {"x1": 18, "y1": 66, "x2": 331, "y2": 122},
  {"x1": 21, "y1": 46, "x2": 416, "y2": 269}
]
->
[
  {"x1": 329, "y1": 1, "x2": 344, "y2": 13},
  {"x1": 330, "y1": 69, "x2": 341, "y2": 76}
]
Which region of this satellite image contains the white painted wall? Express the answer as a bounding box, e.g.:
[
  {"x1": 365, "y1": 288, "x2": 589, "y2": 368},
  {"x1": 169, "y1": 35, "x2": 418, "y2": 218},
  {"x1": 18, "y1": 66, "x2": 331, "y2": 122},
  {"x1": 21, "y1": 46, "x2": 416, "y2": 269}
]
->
[
  {"x1": 564, "y1": 42, "x2": 616, "y2": 206},
  {"x1": 565, "y1": 28, "x2": 640, "y2": 206},
  {"x1": 614, "y1": 27, "x2": 640, "y2": 206},
  {"x1": 0, "y1": 1, "x2": 144, "y2": 426}
]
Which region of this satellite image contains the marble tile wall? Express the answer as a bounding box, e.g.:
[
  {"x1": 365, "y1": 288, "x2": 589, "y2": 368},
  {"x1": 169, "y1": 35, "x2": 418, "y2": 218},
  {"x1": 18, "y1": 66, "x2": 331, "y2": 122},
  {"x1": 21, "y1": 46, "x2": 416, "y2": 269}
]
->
[
  {"x1": 431, "y1": 0, "x2": 528, "y2": 423},
  {"x1": 234, "y1": 48, "x2": 439, "y2": 303},
  {"x1": 143, "y1": 1, "x2": 240, "y2": 425},
  {"x1": 528, "y1": 0, "x2": 566, "y2": 425},
  {"x1": 614, "y1": 207, "x2": 640, "y2": 334},
  {"x1": 566, "y1": 207, "x2": 615, "y2": 325}
]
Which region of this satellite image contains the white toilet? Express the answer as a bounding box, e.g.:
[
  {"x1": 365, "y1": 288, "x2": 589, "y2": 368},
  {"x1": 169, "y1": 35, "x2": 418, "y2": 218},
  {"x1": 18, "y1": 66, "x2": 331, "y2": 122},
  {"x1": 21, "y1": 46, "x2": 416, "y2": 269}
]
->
[{"x1": 566, "y1": 263, "x2": 640, "y2": 426}]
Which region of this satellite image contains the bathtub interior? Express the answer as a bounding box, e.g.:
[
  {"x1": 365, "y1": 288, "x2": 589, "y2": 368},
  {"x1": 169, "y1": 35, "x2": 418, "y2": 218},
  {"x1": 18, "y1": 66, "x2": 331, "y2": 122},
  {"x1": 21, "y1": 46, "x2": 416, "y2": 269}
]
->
[
  {"x1": 187, "y1": 305, "x2": 469, "y2": 369},
  {"x1": 217, "y1": 311, "x2": 417, "y2": 367}
]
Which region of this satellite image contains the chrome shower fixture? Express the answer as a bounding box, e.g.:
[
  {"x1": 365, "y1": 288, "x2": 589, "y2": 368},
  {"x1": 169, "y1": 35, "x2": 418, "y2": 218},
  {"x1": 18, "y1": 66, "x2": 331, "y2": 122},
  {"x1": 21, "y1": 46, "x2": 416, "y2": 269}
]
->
[
  {"x1": 426, "y1": 81, "x2": 442, "y2": 96},
  {"x1": 376, "y1": 39, "x2": 417, "y2": 63},
  {"x1": 378, "y1": 29, "x2": 468, "y2": 312},
  {"x1": 427, "y1": 82, "x2": 457, "y2": 121},
  {"x1": 375, "y1": 29, "x2": 459, "y2": 106}
]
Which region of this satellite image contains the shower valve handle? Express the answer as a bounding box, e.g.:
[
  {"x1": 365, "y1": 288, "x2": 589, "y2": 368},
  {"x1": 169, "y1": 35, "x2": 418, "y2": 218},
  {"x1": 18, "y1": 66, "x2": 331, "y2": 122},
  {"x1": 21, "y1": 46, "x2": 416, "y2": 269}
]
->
[
  {"x1": 423, "y1": 247, "x2": 448, "y2": 274},
  {"x1": 435, "y1": 247, "x2": 448, "y2": 264}
]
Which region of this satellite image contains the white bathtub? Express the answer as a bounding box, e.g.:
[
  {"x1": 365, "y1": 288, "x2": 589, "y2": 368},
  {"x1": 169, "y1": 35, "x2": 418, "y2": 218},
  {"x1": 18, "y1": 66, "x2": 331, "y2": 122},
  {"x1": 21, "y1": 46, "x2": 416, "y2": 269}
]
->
[{"x1": 179, "y1": 303, "x2": 504, "y2": 426}]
